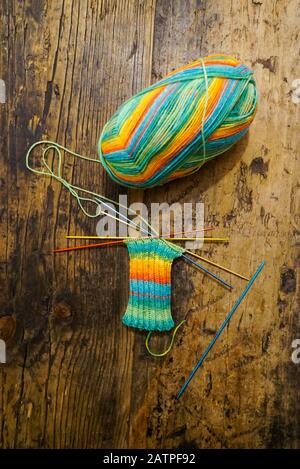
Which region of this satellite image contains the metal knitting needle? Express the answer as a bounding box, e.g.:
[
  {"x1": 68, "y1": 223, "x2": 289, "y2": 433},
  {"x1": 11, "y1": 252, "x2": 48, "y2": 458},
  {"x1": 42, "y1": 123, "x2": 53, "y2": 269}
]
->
[
  {"x1": 176, "y1": 261, "x2": 265, "y2": 400},
  {"x1": 97, "y1": 200, "x2": 214, "y2": 237}
]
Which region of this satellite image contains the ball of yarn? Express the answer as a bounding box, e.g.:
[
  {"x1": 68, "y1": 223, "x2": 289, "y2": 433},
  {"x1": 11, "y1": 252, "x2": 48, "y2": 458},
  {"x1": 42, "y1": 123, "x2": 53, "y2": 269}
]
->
[{"x1": 98, "y1": 54, "x2": 258, "y2": 188}]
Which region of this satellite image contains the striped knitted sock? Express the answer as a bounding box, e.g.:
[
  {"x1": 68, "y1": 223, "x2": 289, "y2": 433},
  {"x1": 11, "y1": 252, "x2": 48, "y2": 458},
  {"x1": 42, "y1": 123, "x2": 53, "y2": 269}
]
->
[{"x1": 122, "y1": 238, "x2": 184, "y2": 331}]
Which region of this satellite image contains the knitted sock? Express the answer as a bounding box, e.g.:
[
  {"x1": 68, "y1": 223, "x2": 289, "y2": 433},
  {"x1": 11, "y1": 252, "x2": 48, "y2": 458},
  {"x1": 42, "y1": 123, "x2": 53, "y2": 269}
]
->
[{"x1": 122, "y1": 238, "x2": 183, "y2": 331}]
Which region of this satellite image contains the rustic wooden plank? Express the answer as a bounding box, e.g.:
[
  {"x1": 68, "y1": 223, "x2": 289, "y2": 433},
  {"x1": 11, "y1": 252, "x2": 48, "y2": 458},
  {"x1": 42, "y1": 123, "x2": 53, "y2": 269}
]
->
[
  {"x1": 0, "y1": 0, "x2": 155, "y2": 448},
  {"x1": 1, "y1": 0, "x2": 299, "y2": 450},
  {"x1": 129, "y1": 0, "x2": 300, "y2": 449}
]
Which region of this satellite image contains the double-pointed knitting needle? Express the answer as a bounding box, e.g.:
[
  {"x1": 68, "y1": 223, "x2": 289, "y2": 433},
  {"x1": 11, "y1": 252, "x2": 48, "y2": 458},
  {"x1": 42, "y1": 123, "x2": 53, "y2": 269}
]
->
[
  {"x1": 92, "y1": 198, "x2": 246, "y2": 280},
  {"x1": 172, "y1": 227, "x2": 214, "y2": 235},
  {"x1": 183, "y1": 255, "x2": 232, "y2": 288},
  {"x1": 65, "y1": 235, "x2": 229, "y2": 242},
  {"x1": 185, "y1": 250, "x2": 249, "y2": 281},
  {"x1": 64, "y1": 235, "x2": 250, "y2": 281},
  {"x1": 88, "y1": 201, "x2": 247, "y2": 280},
  {"x1": 53, "y1": 240, "x2": 233, "y2": 289},
  {"x1": 53, "y1": 240, "x2": 123, "y2": 252},
  {"x1": 176, "y1": 261, "x2": 265, "y2": 400}
]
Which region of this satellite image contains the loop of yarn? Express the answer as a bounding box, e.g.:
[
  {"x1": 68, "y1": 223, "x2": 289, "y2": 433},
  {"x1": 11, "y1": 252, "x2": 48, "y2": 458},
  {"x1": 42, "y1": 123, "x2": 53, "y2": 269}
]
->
[
  {"x1": 145, "y1": 320, "x2": 186, "y2": 357},
  {"x1": 98, "y1": 54, "x2": 258, "y2": 188}
]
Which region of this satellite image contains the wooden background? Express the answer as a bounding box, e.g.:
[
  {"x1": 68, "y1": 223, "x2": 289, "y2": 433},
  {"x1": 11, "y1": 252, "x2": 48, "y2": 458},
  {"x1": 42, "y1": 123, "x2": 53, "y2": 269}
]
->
[{"x1": 0, "y1": 0, "x2": 299, "y2": 449}]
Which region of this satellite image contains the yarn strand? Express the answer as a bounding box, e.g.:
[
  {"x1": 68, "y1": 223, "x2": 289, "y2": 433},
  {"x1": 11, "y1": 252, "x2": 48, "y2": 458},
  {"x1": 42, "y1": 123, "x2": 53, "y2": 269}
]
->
[
  {"x1": 145, "y1": 320, "x2": 186, "y2": 357},
  {"x1": 26, "y1": 141, "x2": 245, "y2": 287}
]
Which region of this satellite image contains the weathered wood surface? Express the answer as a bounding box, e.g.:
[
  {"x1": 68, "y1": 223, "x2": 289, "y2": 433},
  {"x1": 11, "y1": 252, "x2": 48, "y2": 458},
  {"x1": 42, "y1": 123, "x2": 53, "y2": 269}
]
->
[{"x1": 0, "y1": 0, "x2": 299, "y2": 449}]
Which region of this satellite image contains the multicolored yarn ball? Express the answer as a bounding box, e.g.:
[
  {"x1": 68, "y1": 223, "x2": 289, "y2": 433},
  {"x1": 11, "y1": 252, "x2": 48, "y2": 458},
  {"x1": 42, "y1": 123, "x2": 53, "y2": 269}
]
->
[
  {"x1": 122, "y1": 238, "x2": 183, "y2": 331},
  {"x1": 98, "y1": 54, "x2": 258, "y2": 189}
]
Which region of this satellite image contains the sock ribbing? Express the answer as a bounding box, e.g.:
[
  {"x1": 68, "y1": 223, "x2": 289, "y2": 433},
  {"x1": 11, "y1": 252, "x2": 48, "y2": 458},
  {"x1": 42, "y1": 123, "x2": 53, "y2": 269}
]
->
[{"x1": 122, "y1": 238, "x2": 183, "y2": 331}]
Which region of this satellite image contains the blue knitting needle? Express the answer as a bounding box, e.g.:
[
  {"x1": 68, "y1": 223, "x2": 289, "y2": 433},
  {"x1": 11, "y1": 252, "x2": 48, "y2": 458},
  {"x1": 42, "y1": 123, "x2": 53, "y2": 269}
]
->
[
  {"x1": 176, "y1": 261, "x2": 265, "y2": 400},
  {"x1": 183, "y1": 255, "x2": 232, "y2": 289},
  {"x1": 133, "y1": 235, "x2": 233, "y2": 289}
]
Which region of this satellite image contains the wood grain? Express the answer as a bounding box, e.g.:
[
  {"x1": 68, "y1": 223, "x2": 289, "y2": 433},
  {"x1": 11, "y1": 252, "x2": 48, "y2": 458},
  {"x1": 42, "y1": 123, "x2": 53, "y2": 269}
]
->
[
  {"x1": 0, "y1": 0, "x2": 299, "y2": 449},
  {"x1": 0, "y1": 0, "x2": 155, "y2": 448}
]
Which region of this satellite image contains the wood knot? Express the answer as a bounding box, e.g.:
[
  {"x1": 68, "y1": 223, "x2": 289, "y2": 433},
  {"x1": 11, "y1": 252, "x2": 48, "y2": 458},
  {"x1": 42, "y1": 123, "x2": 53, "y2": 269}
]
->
[
  {"x1": 280, "y1": 268, "x2": 296, "y2": 294},
  {"x1": 250, "y1": 157, "x2": 269, "y2": 178},
  {"x1": 53, "y1": 301, "x2": 72, "y2": 319},
  {"x1": 0, "y1": 316, "x2": 16, "y2": 341}
]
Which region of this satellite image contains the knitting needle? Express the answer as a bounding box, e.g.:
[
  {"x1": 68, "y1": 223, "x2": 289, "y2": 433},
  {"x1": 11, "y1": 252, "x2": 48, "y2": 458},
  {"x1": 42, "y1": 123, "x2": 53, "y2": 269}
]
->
[
  {"x1": 185, "y1": 250, "x2": 249, "y2": 281},
  {"x1": 97, "y1": 196, "x2": 215, "y2": 239},
  {"x1": 53, "y1": 240, "x2": 233, "y2": 289},
  {"x1": 74, "y1": 201, "x2": 244, "y2": 281},
  {"x1": 65, "y1": 235, "x2": 229, "y2": 242},
  {"x1": 77, "y1": 194, "x2": 240, "y2": 280},
  {"x1": 183, "y1": 255, "x2": 232, "y2": 289},
  {"x1": 92, "y1": 205, "x2": 248, "y2": 280},
  {"x1": 172, "y1": 227, "x2": 214, "y2": 235},
  {"x1": 53, "y1": 240, "x2": 124, "y2": 253},
  {"x1": 58, "y1": 235, "x2": 248, "y2": 281},
  {"x1": 176, "y1": 261, "x2": 265, "y2": 400},
  {"x1": 64, "y1": 236, "x2": 248, "y2": 281},
  {"x1": 122, "y1": 222, "x2": 247, "y2": 280}
]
